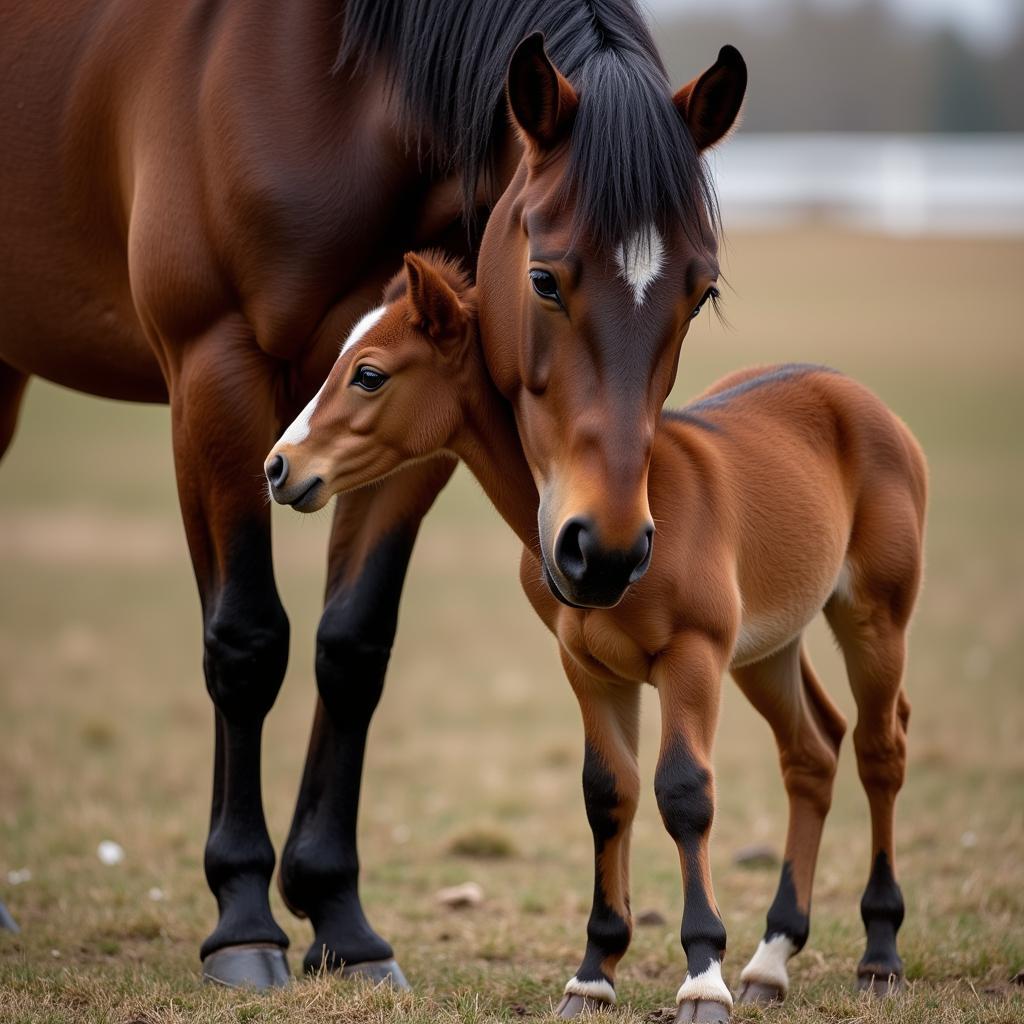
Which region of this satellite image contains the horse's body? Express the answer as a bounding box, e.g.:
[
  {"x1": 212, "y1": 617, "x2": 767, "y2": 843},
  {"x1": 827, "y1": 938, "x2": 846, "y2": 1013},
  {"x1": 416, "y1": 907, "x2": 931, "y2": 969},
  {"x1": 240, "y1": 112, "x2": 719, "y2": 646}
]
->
[
  {"x1": 269, "y1": 253, "x2": 926, "y2": 1019},
  {"x1": 1, "y1": 0, "x2": 748, "y2": 995}
]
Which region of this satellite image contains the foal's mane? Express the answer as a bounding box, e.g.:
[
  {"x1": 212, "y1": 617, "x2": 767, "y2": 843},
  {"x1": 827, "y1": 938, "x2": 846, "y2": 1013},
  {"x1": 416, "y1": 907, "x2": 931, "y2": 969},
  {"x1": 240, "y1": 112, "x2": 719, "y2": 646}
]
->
[{"x1": 338, "y1": 0, "x2": 718, "y2": 250}]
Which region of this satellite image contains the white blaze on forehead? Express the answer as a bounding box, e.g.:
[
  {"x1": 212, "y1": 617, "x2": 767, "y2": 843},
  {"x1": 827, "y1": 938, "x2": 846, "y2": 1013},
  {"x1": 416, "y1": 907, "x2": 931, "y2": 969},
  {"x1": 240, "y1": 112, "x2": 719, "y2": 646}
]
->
[
  {"x1": 614, "y1": 226, "x2": 664, "y2": 305},
  {"x1": 340, "y1": 305, "x2": 387, "y2": 356},
  {"x1": 276, "y1": 305, "x2": 387, "y2": 447}
]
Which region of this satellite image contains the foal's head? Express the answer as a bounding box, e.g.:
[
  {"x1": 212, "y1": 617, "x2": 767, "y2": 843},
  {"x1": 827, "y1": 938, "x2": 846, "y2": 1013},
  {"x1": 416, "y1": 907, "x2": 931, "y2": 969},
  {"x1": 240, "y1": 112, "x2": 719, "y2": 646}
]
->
[
  {"x1": 478, "y1": 36, "x2": 746, "y2": 608},
  {"x1": 264, "y1": 253, "x2": 476, "y2": 513}
]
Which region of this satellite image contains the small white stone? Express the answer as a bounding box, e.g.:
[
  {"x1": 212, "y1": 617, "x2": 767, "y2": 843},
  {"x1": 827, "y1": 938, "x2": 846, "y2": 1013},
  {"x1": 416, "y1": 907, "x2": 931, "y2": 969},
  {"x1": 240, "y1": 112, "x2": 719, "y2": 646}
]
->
[
  {"x1": 6, "y1": 868, "x2": 31, "y2": 886},
  {"x1": 50, "y1": 949, "x2": 61, "y2": 959},
  {"x1": 148, "y1": 887, "x2": 165, "y2": 902},
  {"x1": 960, "y1": 830, "x2": 978, "y2": 848},
  {"x1": 436, "y1": 881, "x2": 484, "y2": 909},
  {"x1": 97, "y1": 840, "x2": 125, "y2": 866}
]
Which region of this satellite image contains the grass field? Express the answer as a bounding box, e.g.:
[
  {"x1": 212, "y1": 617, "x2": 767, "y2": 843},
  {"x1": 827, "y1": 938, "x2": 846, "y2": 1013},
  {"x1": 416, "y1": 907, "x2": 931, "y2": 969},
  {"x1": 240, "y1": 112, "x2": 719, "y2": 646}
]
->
[{"x1": 1, "y1": 229, "x2": 1022, "y2": 1023}]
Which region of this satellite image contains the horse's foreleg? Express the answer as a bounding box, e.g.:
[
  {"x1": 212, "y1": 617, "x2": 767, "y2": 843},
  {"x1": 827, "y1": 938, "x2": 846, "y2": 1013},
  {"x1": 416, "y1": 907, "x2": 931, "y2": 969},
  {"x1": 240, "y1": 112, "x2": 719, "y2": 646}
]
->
[
  {"x1": 654, "y1": 633, "x2": 732, "y2": 1024},
  {"x1": 0, "y1": 360, "x2": 29, "y2": 461},
  {"x1": 732, "y1": 639, "x2": 846, "y2": 1004},
  {"x1": 168, "y1": 321, "x2": 291, "y2": 987},
  {"x1": 279, "y1": 457, "x2": 455, "y2": 984},
  {"x1": 556, "y1": 657, "x2": 640, "y2": 1019}
]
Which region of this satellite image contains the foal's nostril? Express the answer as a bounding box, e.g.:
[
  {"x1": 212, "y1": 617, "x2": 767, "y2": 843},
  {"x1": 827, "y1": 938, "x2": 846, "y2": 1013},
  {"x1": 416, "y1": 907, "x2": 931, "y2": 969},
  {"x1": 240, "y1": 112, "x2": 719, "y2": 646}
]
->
[
  {"x1": 554, "y1": 516, "x2": 594, "y2": 584},
  {"x1": 266, "y1": 453, "x2": 289, "y2": 488}
]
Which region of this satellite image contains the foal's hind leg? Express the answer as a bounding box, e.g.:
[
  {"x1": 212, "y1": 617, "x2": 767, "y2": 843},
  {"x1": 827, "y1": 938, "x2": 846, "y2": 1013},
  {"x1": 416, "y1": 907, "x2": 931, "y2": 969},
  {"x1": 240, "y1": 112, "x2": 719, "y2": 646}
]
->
[
  {"x1": 826, "y1": 516, "x2": 920, "y2": 995},
  {"x1": 0, "y1": 361, "x2": 29, "y2": 461},
  {"x1": 732, "y1": 639, "x2": 846, "y2": 1004}
]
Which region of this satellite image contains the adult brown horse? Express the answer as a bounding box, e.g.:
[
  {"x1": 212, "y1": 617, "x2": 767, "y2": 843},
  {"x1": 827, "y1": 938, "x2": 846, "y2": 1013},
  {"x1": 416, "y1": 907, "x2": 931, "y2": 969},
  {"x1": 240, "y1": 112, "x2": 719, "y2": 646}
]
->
[{"x1": 0, "y1": 0, "x2": 744, "y2": 991}]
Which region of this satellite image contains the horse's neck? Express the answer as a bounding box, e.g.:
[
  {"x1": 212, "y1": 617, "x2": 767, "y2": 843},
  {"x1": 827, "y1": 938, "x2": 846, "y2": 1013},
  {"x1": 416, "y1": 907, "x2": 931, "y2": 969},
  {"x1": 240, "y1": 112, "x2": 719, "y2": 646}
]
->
[{"x1": 453, "y1": 376, "x2": 540, "y2": 551}]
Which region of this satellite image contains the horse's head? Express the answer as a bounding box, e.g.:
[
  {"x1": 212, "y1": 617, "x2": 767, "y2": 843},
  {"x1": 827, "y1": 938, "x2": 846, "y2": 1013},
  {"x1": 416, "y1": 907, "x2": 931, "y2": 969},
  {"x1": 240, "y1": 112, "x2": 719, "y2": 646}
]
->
[
  {"x1": 479, "y1": 35, "x2": 745, "y2": 608},
  {"x1": 264, "y1": 253, "x2": 476, "y2": 512}
]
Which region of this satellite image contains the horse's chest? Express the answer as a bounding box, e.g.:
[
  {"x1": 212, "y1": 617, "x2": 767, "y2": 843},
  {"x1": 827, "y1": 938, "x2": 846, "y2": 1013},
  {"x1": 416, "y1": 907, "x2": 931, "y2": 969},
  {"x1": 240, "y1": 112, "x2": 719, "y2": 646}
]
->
[{"x1": 557, "y1": 611, "x2": 653, "y2": 684}]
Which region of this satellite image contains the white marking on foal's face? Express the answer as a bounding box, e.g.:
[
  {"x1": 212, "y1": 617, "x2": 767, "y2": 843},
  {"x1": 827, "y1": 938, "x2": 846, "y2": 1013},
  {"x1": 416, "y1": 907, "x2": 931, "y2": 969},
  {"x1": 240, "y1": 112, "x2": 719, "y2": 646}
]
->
[
  {"x1": 276, "y1": 306, "x2": 387, "y2": 446},
  {"x1": 340, "y1": 305, "x2": 387, "y2": 356},
  {"x1": 614, "y1": 226, "x2": 664, "y2": 305}
]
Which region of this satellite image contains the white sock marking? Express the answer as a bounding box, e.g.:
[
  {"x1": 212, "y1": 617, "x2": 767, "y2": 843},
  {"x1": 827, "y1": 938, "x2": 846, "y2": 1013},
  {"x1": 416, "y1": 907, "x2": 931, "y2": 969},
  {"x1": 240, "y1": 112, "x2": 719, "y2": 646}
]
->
[
  {"x1": 676, "y1": 959, "x2": 733, "y2": 1008},
  {"x1": 739, "y1": 934, "x2": 797, "y2": 994},
  {"x1": 563, "y1": 976, "x2": 616, "y2": 1004},
  {"x1": 614, "y1": 227, "x2": 664, "y2": 305}
]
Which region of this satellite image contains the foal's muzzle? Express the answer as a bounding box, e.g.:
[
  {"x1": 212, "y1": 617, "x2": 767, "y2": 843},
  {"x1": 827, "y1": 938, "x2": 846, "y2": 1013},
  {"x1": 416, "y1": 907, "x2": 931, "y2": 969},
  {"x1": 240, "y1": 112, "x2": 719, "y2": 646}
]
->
[
  {"x1": 264, "y1": 453, "x2": 324, "y2": 511},
  {"x1": 549, "y1": 516, "x2": 654, "y2": 608}
]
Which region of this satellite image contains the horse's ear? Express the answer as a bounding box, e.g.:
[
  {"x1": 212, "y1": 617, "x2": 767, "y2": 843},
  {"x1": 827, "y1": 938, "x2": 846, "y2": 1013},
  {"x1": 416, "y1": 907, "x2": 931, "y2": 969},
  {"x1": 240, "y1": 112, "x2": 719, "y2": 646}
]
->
[
  {"x1": 507, "y1": 32, "x2": 577, "y2": 151},
  {"x1": 674, "y1": 45, "x2": 747, "y2": 152},
  {"x1": 403, "y1": 253, "x2": 468, "y2": 343}
]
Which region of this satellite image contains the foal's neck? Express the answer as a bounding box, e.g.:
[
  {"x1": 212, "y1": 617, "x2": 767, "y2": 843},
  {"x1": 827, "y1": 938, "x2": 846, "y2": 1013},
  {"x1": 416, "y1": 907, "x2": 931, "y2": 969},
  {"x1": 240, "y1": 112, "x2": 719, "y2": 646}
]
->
[{"x1": 452, "y1": 367, "x2": 540, "y2": 552}]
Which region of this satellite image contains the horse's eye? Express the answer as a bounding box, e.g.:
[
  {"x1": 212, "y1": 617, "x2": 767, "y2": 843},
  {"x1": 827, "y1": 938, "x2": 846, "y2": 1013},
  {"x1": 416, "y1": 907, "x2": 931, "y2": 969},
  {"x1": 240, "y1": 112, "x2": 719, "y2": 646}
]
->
[
  {"x1": 690, "y1": 285, "x2": 720, "y2": 320},
  {"x1": 529, "y1": 268, "x2": 562, "y2": 305},
  {"x1": 352, "y1": 366, "x2": 388, "y2": 392}
]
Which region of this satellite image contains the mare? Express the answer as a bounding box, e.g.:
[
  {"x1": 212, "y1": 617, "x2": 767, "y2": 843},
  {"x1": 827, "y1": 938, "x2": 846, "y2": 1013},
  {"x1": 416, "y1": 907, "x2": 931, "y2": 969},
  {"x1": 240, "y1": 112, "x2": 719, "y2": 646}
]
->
[
  {"x1": 0, "y1": 0, "x2": 745, "y2": 988},
  {"x1": 267, "y1": 252, "x2": 927, "y2": 1021}
]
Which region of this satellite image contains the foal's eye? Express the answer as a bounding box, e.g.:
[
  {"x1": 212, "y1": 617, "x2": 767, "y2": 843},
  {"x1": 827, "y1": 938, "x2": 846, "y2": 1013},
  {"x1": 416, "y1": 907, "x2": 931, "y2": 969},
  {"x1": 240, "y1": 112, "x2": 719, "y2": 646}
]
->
[
  {"x1": 351, "y1": 366, "x2": 388, "y2": 392},
  {"x1": 529, "y1": 269, "x2": 562, "y2": 306},
  {"x1": 690, "y1": 286, "x2": 720, "y2": 320}
]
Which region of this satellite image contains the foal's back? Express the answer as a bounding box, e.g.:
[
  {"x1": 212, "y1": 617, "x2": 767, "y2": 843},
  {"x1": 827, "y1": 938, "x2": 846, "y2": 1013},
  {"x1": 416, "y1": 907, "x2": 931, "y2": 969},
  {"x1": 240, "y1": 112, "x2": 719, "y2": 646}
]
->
[{"x1": 653, "y1": 364, "x2": 926, "y2": 668}]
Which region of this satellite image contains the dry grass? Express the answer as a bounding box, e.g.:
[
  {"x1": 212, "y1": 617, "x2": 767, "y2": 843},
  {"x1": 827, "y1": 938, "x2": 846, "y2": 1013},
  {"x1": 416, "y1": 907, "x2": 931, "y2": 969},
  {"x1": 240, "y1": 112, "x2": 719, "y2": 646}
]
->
[{"x1": 1, "y1": 229, "x2": 1022, "y2": 1023}]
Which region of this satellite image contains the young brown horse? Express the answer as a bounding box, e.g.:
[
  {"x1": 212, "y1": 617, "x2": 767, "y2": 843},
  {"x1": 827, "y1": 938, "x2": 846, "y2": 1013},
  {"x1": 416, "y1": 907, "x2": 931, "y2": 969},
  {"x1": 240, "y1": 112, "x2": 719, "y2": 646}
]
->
[
  {"x1": 268, "y1": 252, "x2": 927, "y2": 1021},
  {"x1": 0, "y1": 0, "x2": 745, "y2": 987}
]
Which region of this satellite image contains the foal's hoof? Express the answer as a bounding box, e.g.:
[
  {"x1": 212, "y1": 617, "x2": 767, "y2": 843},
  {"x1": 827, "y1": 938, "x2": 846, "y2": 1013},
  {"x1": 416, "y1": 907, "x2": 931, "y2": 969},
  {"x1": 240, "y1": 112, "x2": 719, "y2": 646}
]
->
[
  {"x1": 555, "y1": 993, "x2": 612, "y2": 1018},
  {"x1": 736, "y1": 980, "x2": 784, "y2": 1005},
  {"x1": 857, "y1": 971, "x2": 903, "y2": 997},
  {"x1": 0, "y1": 901, "x2": 19, "y2": 934},
  {"x1": 202, "y1": 944, "x2": 291, "y2": 988},
  {"x1": 674, "y1": 999, "x2": 732, "y2": 1023},
  {"x1": 341, "y1": 957, "x2": 410, "y2": 990}
]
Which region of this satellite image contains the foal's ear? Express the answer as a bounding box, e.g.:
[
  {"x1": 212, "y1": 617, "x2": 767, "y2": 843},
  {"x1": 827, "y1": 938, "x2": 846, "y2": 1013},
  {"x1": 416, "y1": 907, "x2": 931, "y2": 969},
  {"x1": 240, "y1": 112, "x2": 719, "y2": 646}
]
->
[
  {"x1": 507, "y1": 32, "x2": 578, "y2": 151},
  {"x1": 674, "y1": 45, "x2": 747, "y2": 152},
  {"x1": 403, "y1": 253, "x2": 469, "y2": 344}
]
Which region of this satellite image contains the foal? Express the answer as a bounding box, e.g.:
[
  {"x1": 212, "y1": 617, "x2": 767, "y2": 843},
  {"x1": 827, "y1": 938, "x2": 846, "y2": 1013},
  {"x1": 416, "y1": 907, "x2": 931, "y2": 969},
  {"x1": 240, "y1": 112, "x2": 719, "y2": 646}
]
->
[{"x1": 266, "y1": 253, "x2": 926, "y2": 1021}]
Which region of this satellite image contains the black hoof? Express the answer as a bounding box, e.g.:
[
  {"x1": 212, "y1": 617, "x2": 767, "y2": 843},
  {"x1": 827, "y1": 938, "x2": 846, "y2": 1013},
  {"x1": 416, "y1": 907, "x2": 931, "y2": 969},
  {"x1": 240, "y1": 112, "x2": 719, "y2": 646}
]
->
[
  {"x1": 675, "y1": 1000, "x2": 732, "y2": 1023},
  {"x1": 0, "y1": 901, "x2": 19, "y2": 934},
  {"x1": 202, "y1": 944, "x2": 291, "y2": 988},
  {"x1": 340, "y1": 957, "x2": 410, "y2": 990},
  {"x1": 857, "y1": 972, "x2": 904, "y2": 997},
  {"x1": 736, "y1": 981, "x2": 784, "y2": 1005},
  {"x1": 555, "y1": 993, "x2": 612, "y2": 1018}
]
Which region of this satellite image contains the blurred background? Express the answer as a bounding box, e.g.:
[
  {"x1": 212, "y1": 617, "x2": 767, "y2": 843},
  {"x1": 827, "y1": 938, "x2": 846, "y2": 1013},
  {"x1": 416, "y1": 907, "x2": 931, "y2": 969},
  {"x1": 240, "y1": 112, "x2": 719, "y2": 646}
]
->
[{"x1": 1, "y1": 2, "x2": 1021, "y2": 1021}]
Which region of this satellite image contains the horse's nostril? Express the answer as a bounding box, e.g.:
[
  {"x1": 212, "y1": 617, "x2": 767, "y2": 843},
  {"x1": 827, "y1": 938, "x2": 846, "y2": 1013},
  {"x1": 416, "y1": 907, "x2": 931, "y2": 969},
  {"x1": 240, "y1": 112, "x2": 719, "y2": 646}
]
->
[
  {"x1": 266, "y1": 453, "x2": 289, "y2": 487},
  {"x1": 554, "y1": 516, "x2": 593, "y2": 583}
]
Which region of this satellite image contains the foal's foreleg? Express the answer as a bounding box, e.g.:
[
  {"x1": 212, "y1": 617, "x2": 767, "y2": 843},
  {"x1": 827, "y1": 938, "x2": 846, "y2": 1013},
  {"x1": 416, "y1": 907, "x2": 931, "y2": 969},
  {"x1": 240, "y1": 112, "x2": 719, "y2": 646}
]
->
[
  {"x1": 279, "y1": 458, "x2": 454, "y2": 986},
  {"x1": 168, "y1": 321, "x2": 291, "y2": 986},
  {"x1": 654, "y1": 634, "x2": 732, "y2": 1023},
  {"x1": 732, "y1": 639, "x2": 846, "y2": 1004},
  {"x1": 556, "y1": 657, "x2": 640, "y2": 1019}
]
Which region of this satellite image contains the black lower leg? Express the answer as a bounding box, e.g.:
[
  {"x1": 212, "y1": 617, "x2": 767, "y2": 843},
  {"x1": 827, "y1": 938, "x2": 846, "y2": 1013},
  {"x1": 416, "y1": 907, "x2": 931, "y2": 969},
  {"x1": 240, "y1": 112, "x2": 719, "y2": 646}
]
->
[
  {"x1": 281, "y1": 528, "x2": 415, "y2": 974},
  {"x1": 859, "y1": 850, "x2": 904, "y2": 982},
  {"x1": 655, "y1": 740, "x2": 728, "y2": 983},
  {"x1": 570, "y1": 745, "x2": 633, "y2": 993},
  {"x1": 764, "y1": 860, "x2": 810, "y2": 952},
  {"x1": 200, "y1": 530, "x2": 290, "y2": 963}
]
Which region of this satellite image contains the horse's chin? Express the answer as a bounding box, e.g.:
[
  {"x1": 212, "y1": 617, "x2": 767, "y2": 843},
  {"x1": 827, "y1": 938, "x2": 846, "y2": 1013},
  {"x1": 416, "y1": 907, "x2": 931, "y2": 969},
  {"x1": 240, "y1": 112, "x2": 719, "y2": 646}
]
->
[{"x1": 541, "y1": 558, "x2": 625, "y2": 611}]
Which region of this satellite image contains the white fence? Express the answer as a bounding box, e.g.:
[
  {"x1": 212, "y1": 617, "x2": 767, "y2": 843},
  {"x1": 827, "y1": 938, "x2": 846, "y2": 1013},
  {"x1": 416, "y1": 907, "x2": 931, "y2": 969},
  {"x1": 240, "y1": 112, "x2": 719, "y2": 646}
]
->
[{"x1": 706, "y1": 134, "x2": 1024, "y2": 236}]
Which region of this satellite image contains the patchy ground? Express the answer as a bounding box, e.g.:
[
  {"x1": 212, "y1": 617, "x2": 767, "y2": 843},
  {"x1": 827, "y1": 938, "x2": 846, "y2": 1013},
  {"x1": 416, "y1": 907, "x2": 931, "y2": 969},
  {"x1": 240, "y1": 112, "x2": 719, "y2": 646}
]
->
[{"x1": 1, "y1": 230, "x2": 1022, "y2": 1023}]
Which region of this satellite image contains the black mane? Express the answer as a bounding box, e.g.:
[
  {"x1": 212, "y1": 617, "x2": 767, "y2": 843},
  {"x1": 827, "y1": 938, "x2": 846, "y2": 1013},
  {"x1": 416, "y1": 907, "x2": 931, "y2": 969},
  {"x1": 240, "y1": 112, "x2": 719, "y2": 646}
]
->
[{"x1": 339, "y1": 0, "x2": 718, "y2": 250}]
